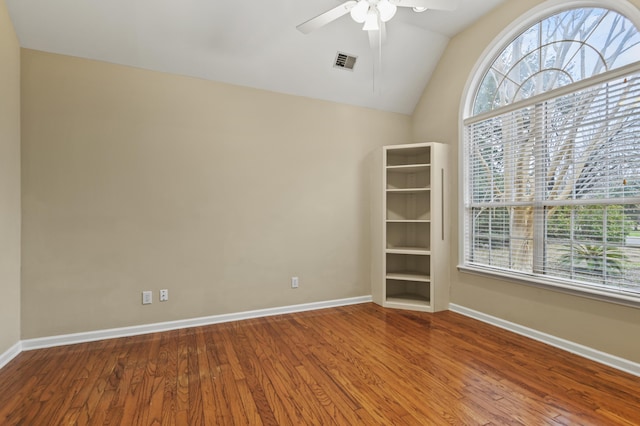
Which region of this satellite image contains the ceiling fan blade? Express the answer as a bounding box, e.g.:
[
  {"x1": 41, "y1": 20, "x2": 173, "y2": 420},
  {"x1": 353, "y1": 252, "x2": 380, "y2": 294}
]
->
[
  {"x1": 389, "y1": 0, "x2": 460, "y2": 11},
  {"x1": 296, "y1": 1, "x2": 358, "y2": 34}
]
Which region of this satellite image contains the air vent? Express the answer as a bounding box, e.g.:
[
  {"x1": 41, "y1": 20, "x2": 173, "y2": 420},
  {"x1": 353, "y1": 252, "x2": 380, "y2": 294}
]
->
[{"x1": 334, "y1": 52, "x2": 357, "y2": 71}]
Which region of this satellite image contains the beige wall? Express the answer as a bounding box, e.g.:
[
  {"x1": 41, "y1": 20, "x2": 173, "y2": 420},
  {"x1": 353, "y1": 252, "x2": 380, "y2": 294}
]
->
[
  {"x1": 0, "y1": 0, "x2": 21, "y2": 354},
  {"x1": 20, "y1": 49, "x2": 411, "y2": 338},
  {"x1": 412, "y1": 0, "x2": 640, "y2": 362}
]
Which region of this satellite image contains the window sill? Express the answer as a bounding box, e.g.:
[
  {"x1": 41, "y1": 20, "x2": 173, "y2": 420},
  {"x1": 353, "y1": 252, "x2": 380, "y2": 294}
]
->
[{"x1": 456, "y1": 264, "x2": 640, "y2": 309}]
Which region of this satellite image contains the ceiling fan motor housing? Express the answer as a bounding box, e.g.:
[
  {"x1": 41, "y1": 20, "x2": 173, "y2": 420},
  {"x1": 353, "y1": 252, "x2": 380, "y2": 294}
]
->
[{"x1": 351, "y1": 0, "x2": 397, "y2": 27}]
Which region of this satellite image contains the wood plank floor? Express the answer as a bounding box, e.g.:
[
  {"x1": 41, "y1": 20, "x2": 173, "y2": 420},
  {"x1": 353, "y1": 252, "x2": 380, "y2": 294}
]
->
[{"x1": 1, "y1": 303, "x2": 639, "y2": 425}]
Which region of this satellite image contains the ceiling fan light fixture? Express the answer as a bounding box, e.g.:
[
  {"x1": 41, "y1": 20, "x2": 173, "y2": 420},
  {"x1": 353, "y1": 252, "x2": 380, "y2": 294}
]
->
[
  {"x1": 350, "y1": 0, "x2": 370, "y2": 23},
  {"x1": 362, "y1": 9, "x2": 380, "y2": 30},
  {"x1": 412, "y1": 6, "x2": 428, "y2": 12},
  {"x1": 377, "y1": 0, "x2": 397, "y2": 22}
]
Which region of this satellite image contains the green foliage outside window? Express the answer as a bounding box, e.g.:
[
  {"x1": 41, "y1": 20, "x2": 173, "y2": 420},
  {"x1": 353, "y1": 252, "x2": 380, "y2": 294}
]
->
[{"x1": 546, "y1": 205, "x2": 635, "y2": 243}]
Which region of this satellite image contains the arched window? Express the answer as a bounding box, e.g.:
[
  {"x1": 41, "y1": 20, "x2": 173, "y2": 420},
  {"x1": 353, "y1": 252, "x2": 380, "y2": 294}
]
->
[{"x1": 462, "y1": 3, "x2": 640, "y2": 304}]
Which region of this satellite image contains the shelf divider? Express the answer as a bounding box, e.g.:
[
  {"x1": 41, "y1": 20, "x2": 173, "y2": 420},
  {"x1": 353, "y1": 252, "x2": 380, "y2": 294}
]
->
[{"x1": 386, "y1": 272, "x2": 431, "y2": 282}]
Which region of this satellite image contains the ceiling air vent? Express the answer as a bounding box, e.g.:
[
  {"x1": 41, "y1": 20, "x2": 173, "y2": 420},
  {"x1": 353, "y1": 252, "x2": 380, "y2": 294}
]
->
[{"x1": 334, "y1": 52, "x2": 357, "y2": 71}]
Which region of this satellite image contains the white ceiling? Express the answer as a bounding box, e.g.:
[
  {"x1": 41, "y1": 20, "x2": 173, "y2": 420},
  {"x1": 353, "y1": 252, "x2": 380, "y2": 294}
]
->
[{"x1": 6, "y1": 0, "x2": 506, "y2": 114}]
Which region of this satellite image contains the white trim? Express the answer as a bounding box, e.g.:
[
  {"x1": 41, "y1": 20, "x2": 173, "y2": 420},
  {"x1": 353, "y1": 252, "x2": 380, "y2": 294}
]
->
[
  {"x1": 21, "y1": 296, "x2": 373, "y2": 351},
  {"x1": 0, "y1": 341, "x2": 23, "y2": 370},
  {"x1": 450, "y1": 303, "x2": 640, "y2": 378}
]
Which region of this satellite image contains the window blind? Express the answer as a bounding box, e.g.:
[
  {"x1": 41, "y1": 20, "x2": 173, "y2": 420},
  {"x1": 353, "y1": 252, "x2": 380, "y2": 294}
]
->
[{"x1": 464, "y1": 70, "x2": 640, "y2": 297}]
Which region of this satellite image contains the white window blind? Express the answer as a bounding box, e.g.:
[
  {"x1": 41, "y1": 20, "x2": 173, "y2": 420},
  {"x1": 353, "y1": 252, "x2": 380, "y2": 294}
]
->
[{"x1": 464, "y1": 70, "x2": 640, "y2": 299}]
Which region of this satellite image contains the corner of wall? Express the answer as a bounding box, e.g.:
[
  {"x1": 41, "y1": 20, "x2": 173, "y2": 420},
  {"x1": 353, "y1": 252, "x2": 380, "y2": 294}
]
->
[{"x1": 0, "y1": 0, "x2": 22, "y2": 356}]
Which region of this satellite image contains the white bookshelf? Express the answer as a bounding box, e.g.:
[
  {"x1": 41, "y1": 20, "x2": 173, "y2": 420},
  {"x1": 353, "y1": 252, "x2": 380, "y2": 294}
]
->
[{"x1": 371, "y1": 142, "x2": 450, "y2": 312}]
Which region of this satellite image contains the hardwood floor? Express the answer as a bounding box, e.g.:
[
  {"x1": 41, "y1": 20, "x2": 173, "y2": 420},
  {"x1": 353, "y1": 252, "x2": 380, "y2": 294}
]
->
[{"x1": 1, "y1": 303, "x2": 639, "y2": 425}]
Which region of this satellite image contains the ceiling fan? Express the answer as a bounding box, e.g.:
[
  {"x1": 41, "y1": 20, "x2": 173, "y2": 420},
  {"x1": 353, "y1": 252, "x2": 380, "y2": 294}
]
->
[{"x1": 296, "y1": 0, "x2": 460, "y2": 47}]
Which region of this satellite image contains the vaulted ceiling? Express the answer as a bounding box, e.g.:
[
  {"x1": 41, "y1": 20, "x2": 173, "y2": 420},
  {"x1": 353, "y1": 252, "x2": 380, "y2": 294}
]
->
[{"x1": 7, "y1": 0, "x2": 506, "y2": 114}]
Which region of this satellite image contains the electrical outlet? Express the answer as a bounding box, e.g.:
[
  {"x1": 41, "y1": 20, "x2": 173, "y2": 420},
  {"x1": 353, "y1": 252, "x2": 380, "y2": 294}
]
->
[
  {"x1": 142, "y1": 291, "x2": 152, "y2": 305},
  {"x1": 291, "y1": 276, "x2": 299, "y2": 289},
  {"x1": 160, "y1": 289, "x2": 169, "y2": 302}
]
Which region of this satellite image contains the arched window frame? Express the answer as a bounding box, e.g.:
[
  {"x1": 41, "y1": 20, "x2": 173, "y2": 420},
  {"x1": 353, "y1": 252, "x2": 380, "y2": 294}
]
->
[
  {"x1": 459, "y1": 0, "x2": 640, "y2": 307},
  {"x1": 462, "y1": 0, "x2": 640, "y2": 119}
]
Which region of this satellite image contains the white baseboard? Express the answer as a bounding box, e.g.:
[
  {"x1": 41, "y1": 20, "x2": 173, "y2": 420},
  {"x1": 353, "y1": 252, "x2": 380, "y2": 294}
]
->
[
  {"x1": 21, "y1": 295, "x2": 373, "y2": 351},
  {"x1": 0, "y1": 341, "x2": 22, "y2": 370},
  {"x1": 449, "y1": 303, "x2": 640, "y2": 378},
  {"x1": 9, "y1": 298, "x2": 639, "y2": 379}
]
